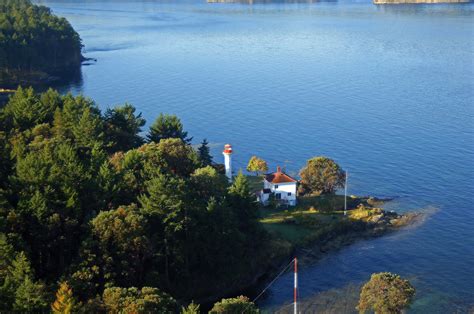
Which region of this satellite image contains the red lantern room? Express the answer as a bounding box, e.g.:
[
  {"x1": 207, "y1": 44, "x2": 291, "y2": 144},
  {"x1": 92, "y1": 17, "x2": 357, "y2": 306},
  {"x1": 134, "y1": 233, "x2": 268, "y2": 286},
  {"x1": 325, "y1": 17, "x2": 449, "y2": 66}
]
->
[{"x1": 223, "y1": 144, "x2": 233, "y2": 154}]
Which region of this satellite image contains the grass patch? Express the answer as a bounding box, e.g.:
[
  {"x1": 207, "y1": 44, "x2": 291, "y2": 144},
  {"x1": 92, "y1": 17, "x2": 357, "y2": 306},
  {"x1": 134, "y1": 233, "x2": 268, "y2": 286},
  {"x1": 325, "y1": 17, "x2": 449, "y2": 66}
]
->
[
  {"x1": 258, "y1": 194, "x2": 391, "y2": 246},
  {"x1": 248, "y1": 177, "x2": 400, "y2": 248},
  {"x1": 293, "y1": 194, "x2": 364, "y2": 212},
  {"x1": 262, "y1": 223, "x2": 313, "y2": 244}
]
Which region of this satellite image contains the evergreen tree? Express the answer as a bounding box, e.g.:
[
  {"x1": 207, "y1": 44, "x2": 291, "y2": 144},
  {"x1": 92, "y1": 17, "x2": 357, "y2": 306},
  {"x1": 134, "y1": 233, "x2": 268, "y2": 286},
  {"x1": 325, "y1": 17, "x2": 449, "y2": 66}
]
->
[
  {"x1": 40, "y1": 88, "x2": 63, "y2": 119},
  {"x1": 148, "y1": 138, "x2": 199, "y2": 177},
  {"x1": 197, "y1": 138, "x2": 213, "y2": 166},
  {"x1": 0, "y1": 233, "x2": 15, "y2": 308},
  {"x1": 9, "y1": 252, "x2": 33, "y2": 286},
  {"x1": 13, "y1": 141, "x2": 94, "y2": 280},
  {"x1": 96, "y1": 160, "x2": 121, "y2": 210},
  {"x1": 139, "y1": 174, "x2": 190, "y2": 286},
  {"x1": 228, "y1": 170, "x2": 253, "y2": 204},
  {"x1": 13, "y1": 276, "x2": 48, "y2": 312},
  {"x1": 53, "y1": 94, "x2": 103, "y2": 147},
  {"x1": 147, "y1": 113, "x2": 191, "y2": 143},
  {"x1": 1, "y1": 86, "x2": 47, "y2": 130},
  {"x1": 0, "y1": 131, "x2": 12, "y2": 184},
  {"x1": 227, "y1": 170, "x2": 261, "y2": 239},
  {"x1": 229, "y1": 170, "x2": 247, "y2": 193},
  {"x1": 140, "y1": 174, "x2": 188, "y2": 218},
  {"x1": 110, "y1": 149, "x2": 146, "y2": 205},
  {"x1": 73, "y1": 107, "x2": 105, "y2": 148},
  {"x1": 181, "y1": 301, "x2": 200, "y2": 314},
  {"x1": 0, "y1": 234, "x2": 13, "y2": 278},
  {"x1": 104, "y1": 104, "x2": 145, "y2": 153},
  {"x1": 191, "y1": 166, "x2": 228, "y2": 200},
  {"x1": 2, "y1": 252, "x2": 48, "y2": 312}
]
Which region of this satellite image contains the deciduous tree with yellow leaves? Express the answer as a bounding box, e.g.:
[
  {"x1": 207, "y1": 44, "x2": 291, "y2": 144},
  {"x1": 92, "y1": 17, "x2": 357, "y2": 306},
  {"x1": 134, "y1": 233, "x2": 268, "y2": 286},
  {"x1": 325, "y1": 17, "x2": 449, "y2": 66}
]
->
[
  {"x1": 51, "y1": 282, "x2": 77, "y2": 314},
  {"x1": 246, "y1": 156, "x2": 268, "y2": 176}
]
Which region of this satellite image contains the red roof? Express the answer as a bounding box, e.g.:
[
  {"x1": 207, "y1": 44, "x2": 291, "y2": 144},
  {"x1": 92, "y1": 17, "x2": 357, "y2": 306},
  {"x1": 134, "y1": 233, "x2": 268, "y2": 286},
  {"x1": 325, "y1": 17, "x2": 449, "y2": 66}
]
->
[{"x1": 265, "y1": 166, "x2": 298, "y2": 184}]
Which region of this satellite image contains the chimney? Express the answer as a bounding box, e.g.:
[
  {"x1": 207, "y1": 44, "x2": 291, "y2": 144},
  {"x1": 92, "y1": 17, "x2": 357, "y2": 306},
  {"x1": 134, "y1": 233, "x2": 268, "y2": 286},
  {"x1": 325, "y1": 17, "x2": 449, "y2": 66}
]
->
[
  {"x1": 277, "y1": 166, "x2": 281, "y2": 173},
  {"x1": 222, "y1": 144, "x2": 233, "y2": 182}
]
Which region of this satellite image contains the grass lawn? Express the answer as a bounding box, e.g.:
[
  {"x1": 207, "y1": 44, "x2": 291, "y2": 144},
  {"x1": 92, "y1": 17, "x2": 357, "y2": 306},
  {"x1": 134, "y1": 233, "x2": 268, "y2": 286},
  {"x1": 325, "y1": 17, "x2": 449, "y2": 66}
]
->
[
  {"x1": 259, "y1": 206, "x2": 339, "y2": 245},
  {"x1": 262, "y1": 223, "x2": 313, "y2": 244},
  {"x1": 258, "y1": 194, "x2": 383, "y2": 246},
  {"x1": 245, "y1": 175, "x2": 386, "y2": 246}
]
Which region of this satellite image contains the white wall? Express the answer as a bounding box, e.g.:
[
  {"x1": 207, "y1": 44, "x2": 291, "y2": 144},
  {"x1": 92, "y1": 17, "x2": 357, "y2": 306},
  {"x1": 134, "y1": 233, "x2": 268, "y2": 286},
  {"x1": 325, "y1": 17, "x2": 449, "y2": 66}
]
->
[
  {"x1": 223, "y1": 153, "x2": 232, "y2": 182},
  {"x1": 263, "y1": 180, "x2": 297, "y2": 205},
  {"x1": 259, "y1": 192, "x2": 270, "y2": 204}
]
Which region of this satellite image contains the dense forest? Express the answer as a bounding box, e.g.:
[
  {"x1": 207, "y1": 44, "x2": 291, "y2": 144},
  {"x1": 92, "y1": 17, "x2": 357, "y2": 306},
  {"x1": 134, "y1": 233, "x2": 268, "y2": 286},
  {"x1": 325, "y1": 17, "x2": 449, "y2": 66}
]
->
[
  {"x1": 0, "y1": 87, "x2": 273, "y2": 312},
  {"x1": 0, "y1": 0, "x2": 83, "y2": 85}
]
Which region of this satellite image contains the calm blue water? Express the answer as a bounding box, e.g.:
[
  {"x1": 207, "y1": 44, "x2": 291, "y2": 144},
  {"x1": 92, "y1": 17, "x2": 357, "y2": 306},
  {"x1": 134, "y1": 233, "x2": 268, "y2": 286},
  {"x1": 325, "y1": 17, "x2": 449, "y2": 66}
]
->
[{"x1": 35, "y1": 0, "x2": 474, "y2": 312}]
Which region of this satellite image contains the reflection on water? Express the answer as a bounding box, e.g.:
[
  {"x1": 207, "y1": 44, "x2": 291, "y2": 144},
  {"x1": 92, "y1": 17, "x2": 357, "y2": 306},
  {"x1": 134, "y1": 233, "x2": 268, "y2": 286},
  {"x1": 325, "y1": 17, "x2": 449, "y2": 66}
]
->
[
  {"x1": 271, "y1": 278, "x2": 474, "y2": 313},
  {"x1": 0, "y1": 65, "x2": 83, "y2": 92},
  {"x1": 49, "y1": 67, "x2": 84, "y2": 94},
  {"x1": 272, "y1": 283, "x2": 360, "y2": 314}
]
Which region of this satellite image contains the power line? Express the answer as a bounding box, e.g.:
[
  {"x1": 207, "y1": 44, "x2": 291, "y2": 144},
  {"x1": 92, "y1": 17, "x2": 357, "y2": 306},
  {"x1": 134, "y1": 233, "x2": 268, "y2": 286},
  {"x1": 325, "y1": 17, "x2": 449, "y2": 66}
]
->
[{"x1": 252, "y1": 258, "x2": 295, "y2": 303}]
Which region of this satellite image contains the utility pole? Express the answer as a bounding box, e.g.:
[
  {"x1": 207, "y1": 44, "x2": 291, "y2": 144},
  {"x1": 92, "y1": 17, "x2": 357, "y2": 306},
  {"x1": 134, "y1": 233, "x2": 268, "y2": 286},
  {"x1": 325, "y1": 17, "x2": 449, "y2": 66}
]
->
[
  {"x1": 294, "y1": 257, "x2": 298, "y2": 314},
  {"x1": 344, "y1": 170, "x2": 348, "y2": 216}
]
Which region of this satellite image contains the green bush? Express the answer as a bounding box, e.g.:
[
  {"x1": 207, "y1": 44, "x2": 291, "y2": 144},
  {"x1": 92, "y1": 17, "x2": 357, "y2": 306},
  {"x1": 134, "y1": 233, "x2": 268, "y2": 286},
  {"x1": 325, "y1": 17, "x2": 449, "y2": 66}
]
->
[{"x1": 210, "y1": 296, "x2": 259, "y2": 314}]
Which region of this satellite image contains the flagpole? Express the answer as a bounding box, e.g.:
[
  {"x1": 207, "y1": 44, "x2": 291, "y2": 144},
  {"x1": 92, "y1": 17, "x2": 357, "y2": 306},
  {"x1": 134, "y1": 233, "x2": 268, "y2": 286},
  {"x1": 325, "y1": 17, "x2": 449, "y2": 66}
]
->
[
  {"x1": 294, "y1": 257, "x2": 298, "y2": 314},
  {"x1": 344, "y1": 170, "x2": 348, "y2": 216}
]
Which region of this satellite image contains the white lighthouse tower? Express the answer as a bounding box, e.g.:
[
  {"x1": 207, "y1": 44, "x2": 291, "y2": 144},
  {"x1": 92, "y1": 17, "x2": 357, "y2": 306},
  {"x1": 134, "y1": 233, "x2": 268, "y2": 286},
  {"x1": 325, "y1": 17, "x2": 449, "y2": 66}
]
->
[{"x1": 223, "y1": 144, "x2": 233, "y2": 182}]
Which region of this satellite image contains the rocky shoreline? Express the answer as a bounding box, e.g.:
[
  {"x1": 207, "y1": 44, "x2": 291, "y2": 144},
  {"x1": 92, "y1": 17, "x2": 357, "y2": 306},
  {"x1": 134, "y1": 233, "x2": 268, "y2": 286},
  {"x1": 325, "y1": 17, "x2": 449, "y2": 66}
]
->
[
  {"x1": 247, "y1": 209, "x2": 425, "y2": 308},
  {"x1": 297, "y1": 211, "x2": 424, "y2": 264}
]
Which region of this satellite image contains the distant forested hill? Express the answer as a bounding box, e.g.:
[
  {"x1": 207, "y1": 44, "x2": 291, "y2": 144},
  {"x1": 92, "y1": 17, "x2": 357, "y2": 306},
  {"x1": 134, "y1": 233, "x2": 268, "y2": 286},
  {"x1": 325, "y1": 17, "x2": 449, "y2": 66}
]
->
[{"x1": 0, "y1": 0, "x2": 83, "y2": 86}]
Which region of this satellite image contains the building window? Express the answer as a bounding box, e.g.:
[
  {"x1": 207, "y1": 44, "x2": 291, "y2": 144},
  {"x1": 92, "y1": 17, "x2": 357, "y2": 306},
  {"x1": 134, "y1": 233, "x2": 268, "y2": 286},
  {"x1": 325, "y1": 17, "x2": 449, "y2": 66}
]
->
[
  {"x1": 288, "y1": 192, "x2": 292, "y2": 196},
  {"x1": 274, "y1": 185, "x2": 279, "y2": 189},
  {"x1": 275, "y1": 193, "x2": 281, "y2": 200}
]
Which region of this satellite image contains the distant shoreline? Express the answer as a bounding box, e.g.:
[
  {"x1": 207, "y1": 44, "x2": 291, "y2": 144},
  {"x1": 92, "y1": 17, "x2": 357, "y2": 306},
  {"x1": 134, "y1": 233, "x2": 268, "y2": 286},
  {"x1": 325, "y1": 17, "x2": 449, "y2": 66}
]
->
[
  {"x1": 374, "y1": 0, "x2": 470, "y2": 4},
  {"x1": 207, "y1": 0, "x2": 471, "y2": 4}
]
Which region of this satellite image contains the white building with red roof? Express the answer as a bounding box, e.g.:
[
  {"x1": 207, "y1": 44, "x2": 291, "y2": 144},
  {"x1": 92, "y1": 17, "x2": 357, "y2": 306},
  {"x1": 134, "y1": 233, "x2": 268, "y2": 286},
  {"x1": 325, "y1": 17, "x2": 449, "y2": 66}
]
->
[{"x1": 258, "y1": 166, "x2": 298, "y2": 206}]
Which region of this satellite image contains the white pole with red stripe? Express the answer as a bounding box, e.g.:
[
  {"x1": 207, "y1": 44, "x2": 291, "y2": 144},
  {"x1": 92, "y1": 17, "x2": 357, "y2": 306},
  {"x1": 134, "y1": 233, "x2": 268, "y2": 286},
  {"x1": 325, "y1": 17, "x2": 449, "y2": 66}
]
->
[
  {"x1": 294, "y1": 257, "x2": 298, "y2": 314},
  {"x1": 344, "y1": 170, "x2": 348, "y2": 216}
]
